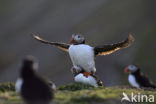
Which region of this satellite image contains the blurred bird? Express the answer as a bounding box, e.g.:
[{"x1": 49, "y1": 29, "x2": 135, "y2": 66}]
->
[
  {"x1": 33, "y1": 33, "x2": 134, "y2": 78},
  {"x1": 73, "y1": 70, "x2": 103, "y2": 87},
  {"x1": 15, "y1": 56, "x2": 54, "y2": 104},
  {"x1": 124, "y1": 64, "x2": 156, "y2": 89},
  {"x1": 71, "y1": 66, "x2": 103, "y2": 87},
  {"x1": 48, "y1": 81, "x2": 56, "y2": 91}
]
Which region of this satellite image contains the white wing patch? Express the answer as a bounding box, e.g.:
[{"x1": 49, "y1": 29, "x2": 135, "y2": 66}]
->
[
  {"x1": 15, "y1": 78, "x2": 23, "y2": 93},
  {"x1": 128, "y1": 74, "x2": 140, "y2": 88},
  {"x1": 74, "y1": 73, "x2": 98, "y2": 87}
]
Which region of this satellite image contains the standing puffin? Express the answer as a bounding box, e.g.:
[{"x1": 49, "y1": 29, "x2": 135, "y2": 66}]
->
[
  {"x1": 71, "y1": 66, "x2": 103, "y2": 87},
  {"x1": 15, "y1": 56, "x2": 54, "y2": 104},
  {"x1": 33, "y1": 33, "x2": 134, "y2": 77},
  {"x1": 124, "y1": 64, "x2": 156, "y2": 89},
  {"x1": 73, "y1": 69, "x2": 103, "y2": 87}
]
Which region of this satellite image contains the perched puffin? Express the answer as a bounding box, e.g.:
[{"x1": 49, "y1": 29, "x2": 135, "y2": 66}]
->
[
  {"x1": 124, "y1": 64, "x2": 156, "y2": 89},
  {"x1": 33, "y1": 33, "x2": 134, "y2": 77},
  {"x1": 72, "y1": 67, "x2": 103, "y2": 87},
  {"x1": 74, "y1": 73, "x2": 103, "y2": 87},
  {"x1": 15, "y1": 56, "x2": 54, "y2": 104}
]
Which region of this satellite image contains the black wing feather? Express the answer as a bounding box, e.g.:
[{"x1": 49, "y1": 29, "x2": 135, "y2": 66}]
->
[
  {"x1": 22, "y1": 76, "x2": 53, "y2": 102},
  {"x1": 94, "y1": 34, "x2": 135, "y2": 56},
  {"x1": 136, "y1": 73, "x2": 156, "y2": 89},
  {"x1": 32, "y1": 33, "x2": 70, "y2": 52}
]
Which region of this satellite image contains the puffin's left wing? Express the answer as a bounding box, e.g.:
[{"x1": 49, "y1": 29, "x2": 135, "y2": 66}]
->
[
  {"x1": 32, "y1": 33, "x2": 70, "y2": 52},
  {"x1": 94, "y1": 34, "x2": 134, "y2": 56}
]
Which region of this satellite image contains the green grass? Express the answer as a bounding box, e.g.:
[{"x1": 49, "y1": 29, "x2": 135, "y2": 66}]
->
[
  {"x1": 0, "y1": 82, "x2": 156, "y2": 104},
  {"x1": 0, "y1": 82, "x2": 15, "y2": 92}
]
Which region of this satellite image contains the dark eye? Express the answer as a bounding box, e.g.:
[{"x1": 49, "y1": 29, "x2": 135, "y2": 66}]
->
[{"x1": 77, "y1": 35, "x2": 80, "y2": 38}]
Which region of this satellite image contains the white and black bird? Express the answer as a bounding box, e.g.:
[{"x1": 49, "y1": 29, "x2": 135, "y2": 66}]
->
[
  {"x1": 33, "y1": 33, "x2": 134, "y2": 77},
  {"x1": 73, "y1": 69, "x2": 103, "y2": 87},
  {"x1": 15, "y1": 56, "x2": 54, "y2": 104},
  {"x1": 124, "y1": 64, "x2": 156, "y2": 89}
]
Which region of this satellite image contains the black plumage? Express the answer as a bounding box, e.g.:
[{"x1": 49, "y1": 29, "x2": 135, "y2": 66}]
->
[
  {"x1": 33, "y1": 33, "x2": 134, "y2": 78},
  {"x1": 33, "y1": 34, "x2": 69, "y2": 52},
  {"x1": 125, "y1": 64, "x2": 156, "y2": 89},
  {"x1": 131, "y1": 69, "x2": 156, "y2": 89},
  {"x1": 32, "y1": 33, "x2": 134, "y2": 57},
  {"x1": 94, "y1": 35, "x2": 134, "y2": 56},
  {"x1": 17, "y1": 56, "x2": 53, "y2": 104}
]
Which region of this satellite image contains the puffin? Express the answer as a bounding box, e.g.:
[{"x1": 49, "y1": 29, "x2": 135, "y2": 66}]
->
[
  {"x1": 15, "y1": 56, "x2": 54, "y2": 104},
  {"x1": 33, "y1": 33, "x2": 134, "y2": 77},
  {"x1": 124, "y1": 64, "x2": 156, "y2": 89},
  {"x1": 72, "y1": 68, "x2": 103, "y2": 87}
]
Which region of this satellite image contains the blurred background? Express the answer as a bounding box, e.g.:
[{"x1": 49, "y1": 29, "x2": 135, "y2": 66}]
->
[{"x1": 0, "y1": 0, "x2": 156, "y2": 87}]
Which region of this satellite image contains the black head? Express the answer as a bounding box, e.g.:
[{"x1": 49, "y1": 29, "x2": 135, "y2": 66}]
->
[
  {"x1": 21, "y1": 56, "x2": 38, "y2": 78},
  {"x1": 124, "y1": 64, "x2": 140, "y2": 74},
  {"x1": 69, "y1": 33, "x2": 85, "y2": 45}
]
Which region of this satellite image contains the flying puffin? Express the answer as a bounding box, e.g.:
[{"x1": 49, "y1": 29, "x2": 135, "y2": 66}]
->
[
  {"x1": 124, "y1": 64, "x2": 156, "y2": 89},
  {"x1": 33, "y1": 33, "x2": 134, "y2": 77},
  {"x1": 15, "y1": 56, "x2": 54, "y2": 104}
]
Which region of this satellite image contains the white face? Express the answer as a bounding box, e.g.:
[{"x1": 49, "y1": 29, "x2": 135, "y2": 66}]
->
[
  {"x1": 128, "y1": 64, "x2": 138, "y2": 72},
  {"x1": 33, "y1": 62, "x2": 38, "y2": 71},
  {"x1": 72, "y1": 34, "x2": 85, "y2": 44}
]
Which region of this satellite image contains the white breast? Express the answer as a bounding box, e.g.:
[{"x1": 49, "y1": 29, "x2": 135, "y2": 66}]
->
[
  {"x1": 74, "y1": 73, "x2": 98, "y2": 87},
  {"x1": 15, "y1": 78, "x2": 23, "y2": 93},
  {"x1": 69, "y1": 44, "x2": 96, "y2": 72},
  {"x1": 128, "y1": 74, "x2": 140, "y2": 88}
]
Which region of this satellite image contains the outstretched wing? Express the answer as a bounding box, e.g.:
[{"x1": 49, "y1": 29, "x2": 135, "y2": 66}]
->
[
  {"x1": 32, "y1": 33, "x2": 70, "y2": 52},
  {"x1": 94, "y1": 34, "x2": 135, "y2": 56}
]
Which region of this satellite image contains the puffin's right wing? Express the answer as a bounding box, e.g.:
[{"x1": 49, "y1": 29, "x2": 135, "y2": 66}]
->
[
  {"x1": 32, "y1": 33, "x2": 70, "y2": 52},
  {"x1": 94, "y1": 34, "x2": 134, "y2": 56}
]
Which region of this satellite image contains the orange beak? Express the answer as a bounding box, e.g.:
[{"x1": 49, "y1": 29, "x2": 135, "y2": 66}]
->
[
  {"x1": 72, "y1": 77, "x2": 75, "y2": 80},
  {"x1": 124, "y1": 67, "x2": 130, "y2": 73}
]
